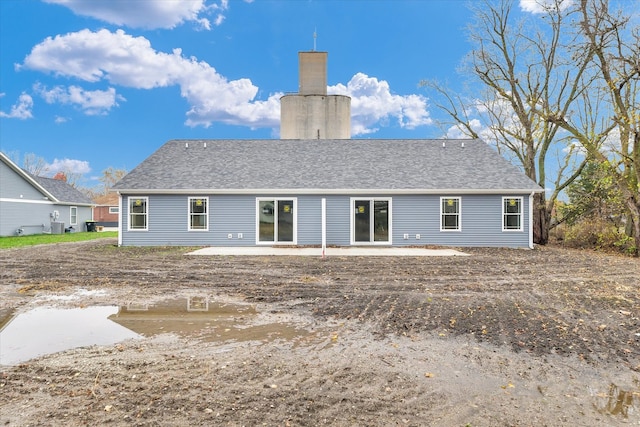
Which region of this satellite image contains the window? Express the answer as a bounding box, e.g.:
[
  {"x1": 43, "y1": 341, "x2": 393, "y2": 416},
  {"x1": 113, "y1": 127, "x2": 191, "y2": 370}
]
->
[
  {"x1": 128, "y1": 197, "x2": 148, "y2": 231},
  {"x1": 70, "y1": 206, "x2": 78, "y2": 226},
  {"x1": 189, "y1": 197, "x2": 208, "y2": 231},
  {"x1": 351, "y1": 198, "x2": 391, "y2": 244},
  {"x1": 503, "y1": 197, "x2": 523, "y2": 231},
  {"x1": 440, "y1": 197, "x2": 460, "y2": 231},
  {"x1": 257, "y1": 198, "x2": 296, "y2": 244},
  {"x1": 109, "y1": 206, "x2": 119, "y2": 214}
]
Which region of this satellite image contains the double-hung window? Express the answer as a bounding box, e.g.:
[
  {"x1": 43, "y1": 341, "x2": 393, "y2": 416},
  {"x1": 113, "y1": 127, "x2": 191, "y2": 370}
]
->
[
  {"x1": 189, "y1": 197, "x2": 208, "y2": 231},
  {"x1": 503, "y1": 197, "x2": 523, "y2": 231},
  {"x1": 129, "y1": 197, "x2": 148, "y2": 231},
  {"x1": 70, "y1": 206, "x2": 78, "y2": 226},
  {"x1": 440, "y1": 197, "x2": 460, "y2": 231}
]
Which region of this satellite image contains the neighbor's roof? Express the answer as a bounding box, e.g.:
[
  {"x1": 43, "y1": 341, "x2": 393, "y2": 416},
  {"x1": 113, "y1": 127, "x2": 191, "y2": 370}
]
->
[
  {"x1": 113, "y1": 139, "x2": 543, "y2": 194},
  {"x1": 93, "y1": 192, "x2": 119, "y2": 206},
  {"x1": 29, "y1": 174, "x2": 94, "y2": 205},
  {"x1": 0, "y1": 151, "x2": 93, "y2": 205}
]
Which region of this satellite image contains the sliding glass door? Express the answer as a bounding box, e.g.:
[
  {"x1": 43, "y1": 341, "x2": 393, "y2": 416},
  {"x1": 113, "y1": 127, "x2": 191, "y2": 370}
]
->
[
  {"x1": 352, "y1": 198, "x2": 391, "y2": 244},
  {"x1": 257, "y1": 199, "x2": 296, "y2": 244}
]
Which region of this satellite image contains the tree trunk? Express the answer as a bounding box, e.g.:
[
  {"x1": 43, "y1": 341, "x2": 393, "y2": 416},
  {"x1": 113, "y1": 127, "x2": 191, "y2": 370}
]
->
[
  {"x1": 625, "y1": 198, "x2": 640, "y2": 257},
  {"x1": 533, "y1": 192, "x2": 549, "y2": 245}
]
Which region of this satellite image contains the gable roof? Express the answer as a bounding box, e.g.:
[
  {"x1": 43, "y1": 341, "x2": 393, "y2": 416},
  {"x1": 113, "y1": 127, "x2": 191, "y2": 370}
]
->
[
  {"x1": 113, "y1": 139, "x2": 543, "y2": 194},
  {"x1": 1, "y1": 152, "x2": 93, "y2": 205},
  {"x1": 29, "y1": 174, "x2": 94, "y2": 205}
]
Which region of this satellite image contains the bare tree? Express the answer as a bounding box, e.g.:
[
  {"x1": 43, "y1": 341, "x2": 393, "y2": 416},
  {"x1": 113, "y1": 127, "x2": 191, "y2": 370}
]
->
[
  {"x1": 543, "y1": 0, "x2": 640, "y2": 255},
  {"x1": 3, "y1": 151, "x2": 50, "y2": 176},
  {"x1": 423, "y1": 0, "x2": 590, "y2": 245},
  {"x1": 98, "y1": 167, "x2": 127, "y2": 192},
  {"x1": 85, "y1": 167, "x2": 127, "y2": 200}
]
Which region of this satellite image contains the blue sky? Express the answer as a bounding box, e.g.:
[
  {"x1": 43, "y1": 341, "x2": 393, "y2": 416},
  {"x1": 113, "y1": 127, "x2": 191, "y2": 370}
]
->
[{"x1": 1, "y1": 0, "x2": 549, "y2": 187}]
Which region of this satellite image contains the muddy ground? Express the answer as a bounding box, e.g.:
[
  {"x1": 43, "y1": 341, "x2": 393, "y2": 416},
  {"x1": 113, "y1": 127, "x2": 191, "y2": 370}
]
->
[{"x1": 0, "y1": 238, "x2": 639, "y2": 426}]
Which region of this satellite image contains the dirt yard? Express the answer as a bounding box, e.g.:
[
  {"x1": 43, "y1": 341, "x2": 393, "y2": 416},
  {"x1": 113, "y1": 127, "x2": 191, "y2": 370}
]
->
[{"x1": 1, "y1": 238, "x2": 639, "y2": 426}]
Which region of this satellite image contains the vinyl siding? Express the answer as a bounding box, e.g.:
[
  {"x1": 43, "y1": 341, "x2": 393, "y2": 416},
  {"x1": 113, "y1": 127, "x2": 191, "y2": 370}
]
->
[
  {"x1": 392, "y1": 194, "x2": 530, "y2": 247},
  {"x1": 325, "y1": 196, "x2": 351, "y2": 246},
  {"x1": 0, "y1": 161, "x2": 47, "y2": 200},
  {"x1": 0, "y1": 201, "x2": 92, "y2": 236},
  {"x1": 119, "y1": 193, "x2": 531, "y2": 248},
  {"x1": 1, "y1": 162, "x2": 94, "y2": 236}
]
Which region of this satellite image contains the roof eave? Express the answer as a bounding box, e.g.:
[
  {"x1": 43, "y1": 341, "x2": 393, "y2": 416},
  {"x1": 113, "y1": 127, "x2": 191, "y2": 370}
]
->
[{"x1": 112, "y1": 188, "x2": 544, "y2": 195}]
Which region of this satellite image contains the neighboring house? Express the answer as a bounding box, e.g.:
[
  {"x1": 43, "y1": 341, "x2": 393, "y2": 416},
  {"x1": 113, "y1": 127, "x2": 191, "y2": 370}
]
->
[
  {"x1": 0, "y1": 152, "x2": 94, "y2": 236},
  {"x1": 112, "y1": 138, "x2": 543, "y2": 248},
  {"x1": 93, "y1": 193, "x2": 119, "y2": 229}
]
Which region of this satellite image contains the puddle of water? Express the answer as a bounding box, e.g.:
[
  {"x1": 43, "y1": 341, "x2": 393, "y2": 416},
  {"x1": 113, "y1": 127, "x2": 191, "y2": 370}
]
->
[
  {"x1": 593, "y1": 382, "x2": 640, "y2": 418},
  {"x1": 0, "y1": 308, "x2": 16, "y2": 332},
  {"x1": 108, "y1": 296, "x2": 314, "y2": 344},
  {"x1": 0, "y1": 297, "x2": 315, "y2": 366},
  {"x1": 0, "y1": 306, "x2": 140, "y2": 366}
]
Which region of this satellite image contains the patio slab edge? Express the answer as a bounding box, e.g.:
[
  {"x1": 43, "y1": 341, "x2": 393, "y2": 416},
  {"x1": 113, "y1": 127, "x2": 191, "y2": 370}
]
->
[{"x1": 186, "y1": 247, "x2": 470, "y2": 257}]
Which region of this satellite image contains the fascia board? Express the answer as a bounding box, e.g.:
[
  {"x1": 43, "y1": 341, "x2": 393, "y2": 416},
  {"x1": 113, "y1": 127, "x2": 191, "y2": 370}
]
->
[{"x1": 113, "y1": 188, "x2": 544, "y2": 195}]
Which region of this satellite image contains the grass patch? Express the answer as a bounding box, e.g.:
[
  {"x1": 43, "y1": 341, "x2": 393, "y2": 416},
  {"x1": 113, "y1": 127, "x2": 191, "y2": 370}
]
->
[{"x1": 0, "y1": 231, "x2": 118, "y2": 249}]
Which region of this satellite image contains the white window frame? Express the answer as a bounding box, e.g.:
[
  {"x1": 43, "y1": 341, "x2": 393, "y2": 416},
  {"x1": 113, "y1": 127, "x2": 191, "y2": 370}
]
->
[
  {"x1": 188, "y1": 196, "x2": 209, "y2": 231},
  {"x1": 70, "y1": 206, "x2": 78, "y2": 226},
  {"x1": 349, "y1": 197, "x2": 393, "y2": 245},
  {"x1": 502, "y1": 196, "x2": 523, "y2": 232},
  {"x1": 128, "y1": 196, "x2": 148, "y2": 231},
  {"x1": 109, "y1": 206, "x2": 119, "y2": 214},
  {"x1": 255, "y1": 197, "x2": 297, "y2": 245},
  {"x1": 440, "y1": 197, "x2": 461, "y2": 232}
]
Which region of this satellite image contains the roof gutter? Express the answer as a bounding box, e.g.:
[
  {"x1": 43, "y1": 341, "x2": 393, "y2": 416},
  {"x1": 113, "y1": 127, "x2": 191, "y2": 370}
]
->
[{"x1": 113, "y1": 188, "x2": 545, "y2": 196}]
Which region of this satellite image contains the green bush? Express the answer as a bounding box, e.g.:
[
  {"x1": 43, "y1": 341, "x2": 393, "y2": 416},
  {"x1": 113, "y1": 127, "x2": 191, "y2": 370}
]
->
[{"x1": 563, "y1": 217, "x2": 636, "y2": 255}]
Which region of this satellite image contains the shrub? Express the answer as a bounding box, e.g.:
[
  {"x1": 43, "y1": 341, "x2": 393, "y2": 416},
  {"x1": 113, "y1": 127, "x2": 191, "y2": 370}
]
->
[{"x1": 563, "y1": 217, "x2": 635, "y2": 255}]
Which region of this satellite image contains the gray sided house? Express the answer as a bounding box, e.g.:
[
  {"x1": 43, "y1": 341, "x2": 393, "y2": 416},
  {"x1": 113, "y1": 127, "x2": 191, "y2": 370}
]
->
[
  {"x1": 113, "y1": 138, "x2": 543, "y2": 248},
  {"x1": 0, "y1": 152, "x2": 94, "y2": 236}
]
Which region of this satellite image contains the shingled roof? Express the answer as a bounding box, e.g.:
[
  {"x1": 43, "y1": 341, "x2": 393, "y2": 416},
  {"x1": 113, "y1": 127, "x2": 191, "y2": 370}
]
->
[
  {"x1": 29, "y1": 174, "x2": 94, "y2": 205},
  {"x1": 113, "y1": 139, "x2": 543, "y2": 194}
]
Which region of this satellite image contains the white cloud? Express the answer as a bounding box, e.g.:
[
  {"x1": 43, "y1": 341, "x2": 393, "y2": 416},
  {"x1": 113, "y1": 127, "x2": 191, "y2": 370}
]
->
[
  {"x1": 46, "y1": 158, "x2": 91, "y2": 174},
  {"x1": 20, "y1": 29, "x2": 278, "y2": 127},
  {"x1": 42, "y1": 0, "x2": 224, "y2": 30},
  {"x1": 519, "y1": 0, "x2": 573, "y2": 14},
  {"x1": 446, "y1": 118, "x2": 485, "y2": 139},
  {"x1": 34, "y1": 83, "x2": 124, "y2": 115},
  {"x1": 0, "y1": 93, "x2": 34, "y2": 119},
  {"x1": 54, "y1": 116, "x2": 69, "y2": 124},
  {"x1": 20, "y1": 29, "x2": 432, "y2": 134},
  {"x1": 329, "y1": 73, "x2": 432, "y2": 136}
]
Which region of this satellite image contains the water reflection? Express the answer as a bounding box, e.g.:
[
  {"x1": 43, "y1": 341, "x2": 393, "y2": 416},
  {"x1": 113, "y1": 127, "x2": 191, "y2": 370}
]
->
[
  {"x1": 0, "y1": 306, "x2": 139, "y2": 366},
  {"x1": 1, "y1": 296, "x2": 315, "y2": 366},
  {"x1": 109, "y1": 296, "x2": 311, "y2": 344},
  {"x1": 594, "y1": 381, "x2": 640, "y2": 418}
]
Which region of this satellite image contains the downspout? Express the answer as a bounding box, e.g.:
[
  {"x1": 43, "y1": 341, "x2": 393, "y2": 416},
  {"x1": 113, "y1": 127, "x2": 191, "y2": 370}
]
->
[
  {"x1": 321, "y1": 197, "x2": 326, "y2": 258},
  {"x1": 529, "y1": 192, "x2": 535, "y2": 249},
  {"x1": 117, "y1": 193, "x2": 123, "y2": 247}
]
